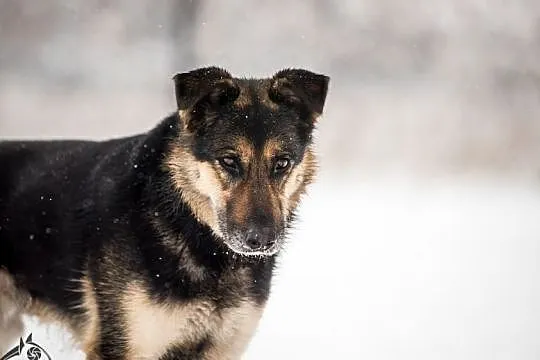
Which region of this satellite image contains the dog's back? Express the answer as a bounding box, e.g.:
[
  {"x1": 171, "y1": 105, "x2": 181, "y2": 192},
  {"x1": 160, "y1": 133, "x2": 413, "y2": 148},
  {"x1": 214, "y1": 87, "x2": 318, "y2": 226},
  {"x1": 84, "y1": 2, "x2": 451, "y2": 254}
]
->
[
  {"x1": 0, "y1": 140, "x2": 96, "y2": 352},
  {"x1": 0, "y1": 137, "x2": 143, "y2": 353},
  {"x1": 0, "y1": 140, "x2": 97, "y2": 273},
  {"x1": 0, "y1": 139, "x2": 134, "y2": 320}
]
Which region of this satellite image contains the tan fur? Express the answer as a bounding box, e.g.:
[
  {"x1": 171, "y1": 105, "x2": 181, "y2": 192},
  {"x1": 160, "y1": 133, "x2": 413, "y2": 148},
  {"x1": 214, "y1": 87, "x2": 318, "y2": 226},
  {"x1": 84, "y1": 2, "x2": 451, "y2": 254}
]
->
[
  {"x1": 262, "y1": 138, "x2": 283, "y2": 161},
  {"x1": 77, "y1": 276, "x2": 100, "y2": 358},
  {"x1": 122, "y1": 281, "x2": 263, "y2": 360},
  {"x1": 261, "y1": 140, "x2": 317, "y2": 220},
  {"x1": 261, "y1": 139, "x2": 289, "y2": 222},
  {"x1": 235, "y1": 138, "x2": 255, "y2": 162},
  {"x1": 167, "y1": 114, "x2": 266, "y2": 236},
  {"x1": 230, "y1": 139, "x2": 256, "y2": 225},
  {"x1": 203, "y1": 302, "x2": 263, "y2": 360},
  {"x1": 282, "y1": 147, "x2": 317, "y2": 217},
  {"x1": 229, "y1": 181, "x2": 252, "y2": 226},
  {"x1": 166, "y1": 144, "x2": 225, "y2": 237}
]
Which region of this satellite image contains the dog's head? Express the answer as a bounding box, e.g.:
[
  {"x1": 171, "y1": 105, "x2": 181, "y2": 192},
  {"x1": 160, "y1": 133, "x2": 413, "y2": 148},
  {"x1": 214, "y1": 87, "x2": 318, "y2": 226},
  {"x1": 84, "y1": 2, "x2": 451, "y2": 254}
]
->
[{"x1": 166, "y1": 67, "x2": 329, "y2": 256}]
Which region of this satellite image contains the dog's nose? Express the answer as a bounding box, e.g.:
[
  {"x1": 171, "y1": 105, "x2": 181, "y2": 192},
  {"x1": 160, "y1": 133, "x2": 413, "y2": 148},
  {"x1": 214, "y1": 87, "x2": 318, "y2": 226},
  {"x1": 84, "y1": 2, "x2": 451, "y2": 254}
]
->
[{"x1": 245, "y1": 227, "x2": 274, "y2": 251}]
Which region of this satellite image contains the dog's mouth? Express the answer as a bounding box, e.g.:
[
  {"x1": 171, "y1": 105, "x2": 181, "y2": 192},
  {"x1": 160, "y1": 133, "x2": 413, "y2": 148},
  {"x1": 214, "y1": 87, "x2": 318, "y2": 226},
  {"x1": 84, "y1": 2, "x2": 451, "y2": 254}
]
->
[{"x1": 220, "y1": 234, "x2": 284, "y2": 257}]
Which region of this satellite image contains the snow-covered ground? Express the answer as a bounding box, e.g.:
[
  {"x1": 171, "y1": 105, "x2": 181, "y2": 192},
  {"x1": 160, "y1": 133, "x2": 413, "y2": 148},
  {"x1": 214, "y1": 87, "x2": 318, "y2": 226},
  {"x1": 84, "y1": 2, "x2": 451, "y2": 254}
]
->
[{"x1": 13, "y1": 175, "x2": 540, "y2": 360}]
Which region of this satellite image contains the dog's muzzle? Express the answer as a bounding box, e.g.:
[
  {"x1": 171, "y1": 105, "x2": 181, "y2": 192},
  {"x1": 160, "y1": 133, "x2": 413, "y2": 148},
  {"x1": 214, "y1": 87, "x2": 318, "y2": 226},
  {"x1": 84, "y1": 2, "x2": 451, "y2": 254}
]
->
[{"x1": 222, "y1": 225, "x2": 282, "y2": 256}]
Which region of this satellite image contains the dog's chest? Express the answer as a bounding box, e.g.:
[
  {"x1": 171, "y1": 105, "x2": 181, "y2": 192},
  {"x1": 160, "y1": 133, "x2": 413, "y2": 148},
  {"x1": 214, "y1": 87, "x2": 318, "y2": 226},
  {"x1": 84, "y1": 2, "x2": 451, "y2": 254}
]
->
[{"x1": 123, "y1": 286, "x2": 264, "y2": 360}]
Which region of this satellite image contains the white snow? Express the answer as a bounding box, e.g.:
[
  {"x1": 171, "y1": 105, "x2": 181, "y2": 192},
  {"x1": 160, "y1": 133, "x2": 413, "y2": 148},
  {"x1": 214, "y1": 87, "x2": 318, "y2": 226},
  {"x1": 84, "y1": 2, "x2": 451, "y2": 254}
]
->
[{"x1": 15, "y1": 175, "x2": 540, "y2": 360}]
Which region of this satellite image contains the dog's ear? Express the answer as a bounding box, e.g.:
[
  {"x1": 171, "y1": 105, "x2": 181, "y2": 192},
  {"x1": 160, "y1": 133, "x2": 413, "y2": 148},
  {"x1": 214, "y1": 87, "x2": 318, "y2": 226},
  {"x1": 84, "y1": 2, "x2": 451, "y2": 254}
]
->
[
  {"x1": 173, "y1": 66, "x2": 239, "y2": 110},
  {"x1": 270, "y1": 69, "x2": 329, "y2": 117},
  {"x1": 173, "y1": 67, "x2": 240, "y2": 132}
]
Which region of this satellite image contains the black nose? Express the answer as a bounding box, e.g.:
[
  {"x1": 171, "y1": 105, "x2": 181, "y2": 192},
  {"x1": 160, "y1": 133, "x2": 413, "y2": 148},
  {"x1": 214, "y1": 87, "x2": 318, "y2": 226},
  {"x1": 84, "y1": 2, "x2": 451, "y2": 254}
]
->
[{"x1": 245, "y1": 227, "x2": 274, "y2": 250}]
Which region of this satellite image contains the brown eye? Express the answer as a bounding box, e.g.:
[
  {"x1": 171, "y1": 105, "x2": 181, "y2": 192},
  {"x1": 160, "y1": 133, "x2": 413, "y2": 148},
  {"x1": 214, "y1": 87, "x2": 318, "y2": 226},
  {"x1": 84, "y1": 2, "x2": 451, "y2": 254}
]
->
[
  {"x1": 222, "y1": 157, "x2": 235, "y2": 166},
  {"x1": 219, "y1": 156, "x2": 241, "y2": 174},
  {"x1": 274, "y1": 157, "x2": 292, "y2": 174}
]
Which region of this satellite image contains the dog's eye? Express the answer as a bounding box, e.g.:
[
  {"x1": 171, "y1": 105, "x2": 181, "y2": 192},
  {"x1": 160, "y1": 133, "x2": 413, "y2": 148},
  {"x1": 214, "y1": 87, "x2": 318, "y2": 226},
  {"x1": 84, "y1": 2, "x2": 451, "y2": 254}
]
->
[
  {"x1": 219, "y1": 156, "x2": 240, "y2": 174},
  {"x1": 273, "y1": 157, "x2": 292, "y2": 174}
]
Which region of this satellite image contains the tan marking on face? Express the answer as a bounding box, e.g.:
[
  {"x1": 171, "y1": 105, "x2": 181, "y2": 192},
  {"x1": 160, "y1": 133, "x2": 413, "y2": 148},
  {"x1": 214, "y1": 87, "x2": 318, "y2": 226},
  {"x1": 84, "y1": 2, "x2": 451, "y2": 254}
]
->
[
  {"x1": 263, "y1": 138, "x2": 282, "y2": 161},
  {"x1": 122, "y1": 281, "x2": 264, "y2": 360},
  {"x1": 165, "y1": 132, "x2": 261, "y2": 239},
  {"x1": 227, "y1": 139, "x2": 283, "y2": 230},
  {"x1": 263, "y1": 139, "x2": 283, "y2": 222},
  {"x1": 262, "y1": 138, "x2": 303, "y2": 221},
  {"x1": 166, "y1": 144, "x2": 225, "y2": 237},
  {"x1": 235, "y1": 138, "x2": 255, "y2": 161},
  {"x1": 268, "y1": 184, "x2": 283, "y2": 223},
  {"x1": 281, "y1": 147, "x2": 317, "y2": 218},
  {"x1": 250, "y1": 179, "x2": 282, "y2": 229},
  {"x1": 230, "y1": 181, "x2": 252, "y2": 227}
]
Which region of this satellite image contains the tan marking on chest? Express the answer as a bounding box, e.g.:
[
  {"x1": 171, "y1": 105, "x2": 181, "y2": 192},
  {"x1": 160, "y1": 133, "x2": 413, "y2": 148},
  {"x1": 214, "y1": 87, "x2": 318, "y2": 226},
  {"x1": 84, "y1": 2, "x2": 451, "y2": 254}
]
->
[
  {"x1": 205, "y1": 303, "x2": 264, "y2": 360},
  {"x1": 123, "y1": 282, "x2": 264, "y2": 360}
]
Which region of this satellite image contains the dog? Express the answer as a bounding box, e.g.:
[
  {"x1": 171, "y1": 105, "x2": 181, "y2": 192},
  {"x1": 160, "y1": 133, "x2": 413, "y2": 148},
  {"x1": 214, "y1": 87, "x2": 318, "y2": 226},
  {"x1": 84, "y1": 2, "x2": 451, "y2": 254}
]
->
[{"x1": 0, "y1": 66, "x2": 329, "y2": 359}]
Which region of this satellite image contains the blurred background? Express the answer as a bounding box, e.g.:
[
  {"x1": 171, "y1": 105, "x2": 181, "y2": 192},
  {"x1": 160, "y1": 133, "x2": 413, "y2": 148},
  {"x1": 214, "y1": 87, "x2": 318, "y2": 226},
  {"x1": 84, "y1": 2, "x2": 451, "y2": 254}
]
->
[{"x1": 1, "y1": 0, "x2": 540, "y2": 359}]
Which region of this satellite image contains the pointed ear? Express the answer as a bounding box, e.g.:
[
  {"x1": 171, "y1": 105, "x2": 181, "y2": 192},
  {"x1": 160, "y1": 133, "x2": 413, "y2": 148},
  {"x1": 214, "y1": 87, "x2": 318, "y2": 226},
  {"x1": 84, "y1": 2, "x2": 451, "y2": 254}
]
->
[
  {"x1": 270, "y1": 68, "x2": 330, "y2": 116},
  {"x1": 172, "y1": 66, "x2": 240, "y2": 132},
  {"x1": 26, "y1": 333, "x2": 32, "y2": 343},
  {"x1": 172, "y1": 66, "x2": 239, "y2": 110}
]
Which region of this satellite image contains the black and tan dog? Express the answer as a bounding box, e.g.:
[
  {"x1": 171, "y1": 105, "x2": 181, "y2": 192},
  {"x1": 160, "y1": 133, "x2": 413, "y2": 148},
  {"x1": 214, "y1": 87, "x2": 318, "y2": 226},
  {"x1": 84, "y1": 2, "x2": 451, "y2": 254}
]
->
[{"x1": 0, "y1": 67, "x2": 329, "y2": 359}]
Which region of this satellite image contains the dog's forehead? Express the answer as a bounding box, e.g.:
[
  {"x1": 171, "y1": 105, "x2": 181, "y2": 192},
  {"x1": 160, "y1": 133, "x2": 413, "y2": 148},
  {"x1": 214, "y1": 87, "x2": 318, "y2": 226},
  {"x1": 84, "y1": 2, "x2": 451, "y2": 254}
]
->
[
  {"x1": 222, "y1": 78, "x2": 304, "y2": 148},
  {"x1": 192, "y1": 77, "x2": 312, "y2": 159}
]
